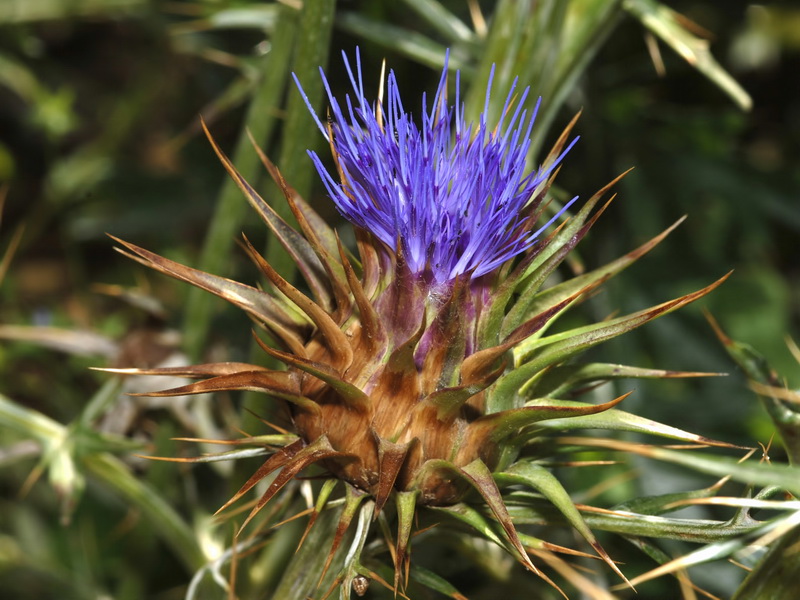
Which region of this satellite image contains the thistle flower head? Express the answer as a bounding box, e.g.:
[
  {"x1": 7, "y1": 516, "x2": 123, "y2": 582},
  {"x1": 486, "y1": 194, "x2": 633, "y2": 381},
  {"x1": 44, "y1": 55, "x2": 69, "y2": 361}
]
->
[
  {"x1": 296, "y1": 50, "x2": 578, "y2": 283},
  {"x1": 112, "y1": 50, "x2": 730, "y2": 597}
]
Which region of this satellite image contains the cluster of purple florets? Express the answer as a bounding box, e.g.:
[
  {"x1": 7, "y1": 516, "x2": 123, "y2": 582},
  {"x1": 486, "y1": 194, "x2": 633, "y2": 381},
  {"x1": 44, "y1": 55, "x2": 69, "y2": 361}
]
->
[{"x1": 295, "y1": 50, "x2": 577, "y2": 283}]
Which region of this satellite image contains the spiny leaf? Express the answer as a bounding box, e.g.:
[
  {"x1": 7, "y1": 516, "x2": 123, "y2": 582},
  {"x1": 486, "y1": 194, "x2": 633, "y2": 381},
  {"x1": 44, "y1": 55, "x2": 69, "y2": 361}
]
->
[
  {"x1": 374, "y1": 248, "x2": 426, "y2": 345},
  {"x1": 419, "y1": 276, "x2": 468, "y2": 393},
  {"x1": 518, "y1": 533, "x2": 603, "y2": 560},
  {"x1": 465, "y1": 277, "x2": 606, "y2": 399},
  {"x1": 471, "y1": 392, "x2": 630, "y2": 445},
  {"x1": 524, "y1": 362, "x2": 723, "y2": 398},
  {"x1": 399, "y1": 0, "x2": 475, "y2": 44},
  {"x1": 247, "y1": 129, "x2": 341, "y2": 263},
  {"x1": 171, "y1": 434, "x2": 298, "y2": 447},
  {"x1": 407, "y1": 565, "x2": 468, "y2": 600},
  {"x1": 242, "y1": 234, "x2": 353, "y2": 372},
  {"x1": 733, "y1": 509, "x2": 800, "y2": 600},
  {"x1": 496, "y1": 461, "x2": 629, "y2": 585},
  {"x1": 370, "y1": 318, "x2": 426, "y2": 440},
  {"x1": 708, "y1": 313, "x2": 800, "y2": 465},
  {"x1": 559, "y1": 437, "x2": 800, "y2": 496},
  {"x1": 479, "y1": 167, "x2": 625, "y2": 348},
  {"x1": 216, "y1": 438, "x2": 304, "y2": 516},
  {"x1": 459, "y1": 458, "x2": 567, "y2": 598},
  {"x1": 421, "y1": 365, "x2": 504, "y2": 421},
  {"x1": 336, "y1": 233, "x2": 385, "y2": 353},
  {"x1": 529, "y1": 547, "x2": 619, "y2": 600},
  {"x1": 127, "y1": 369, "x2": 321, "y2": 416},
  {"x1": 372, "y1": 436, "x2": 414, "y2": 517},
  {"x1": 394, "y1": 490, "x2": 419, "y2": 593},
  {"x1": 252, "y1": 333, "x2": 370, "y2": 412},
  {"x1": 238, "y1": 435, "x2": 353, "y2": 533},
  {"x1": 95, "y1": 362, "x2": 274, "y2": 378},
  {"x1": 503, "y1": 491, "x2": 760, "y2": 542},
  {"x1": 493, "y1": 272, "x2": 730, "y2": 405},
  {"x1": 430, "y1": 501, "x2": 508, "y2": 549},
  {"x1": 297, "y1": 478, "x2": 339, "y2": 552},
  {"x1": 280, "y1": 178, "x2": 352, "y2": 320},
  {"x1": 625, "y1": 508, "x2": 800, "y2": 588},
  {"x1": 500, "y1": 192, "x2": 618, "y2": 340},
  {"x1": 354, "y1": 227, "x2": 383, "y2": 300},
  {"x1": 319, "y1": 485, "x2": 369, "y2": 585},
  {"x1": 624, "y1": 0, "x2": 752, "y2": 110},
  {"x1": 137, "y1": 446, "x2": 273, "y2": 464},
  {"x1": 335, "y1": 501, "x2": 379, "y2": 600},
  {"x1": 613, "y1": 480, "x2": 726, "y2": 516},
  {"x1": 203, "y1": 120, "x2": 334, "y2": 310},
  {"x1": 456, "y1": 461, "x2": 537, "y2": 572},
  {"x1": 534, "y1": 400, "x2": 741, "y2": 448},
  {"x1": 506, "y1": 214, "x2": 686, "y2": 344},
  {"x1": 111, "y1": 236, "x2": 309, "y2": 355},
  {"x1": 500, "y1": 169, "x2": 631, "y2": 326}
]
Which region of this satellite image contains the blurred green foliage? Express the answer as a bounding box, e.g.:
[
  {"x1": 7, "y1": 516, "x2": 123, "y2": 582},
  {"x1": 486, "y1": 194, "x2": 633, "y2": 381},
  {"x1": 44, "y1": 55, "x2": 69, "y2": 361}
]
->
[{"x1": 0, "y1": 1, "x2": 798, "y2": 598}]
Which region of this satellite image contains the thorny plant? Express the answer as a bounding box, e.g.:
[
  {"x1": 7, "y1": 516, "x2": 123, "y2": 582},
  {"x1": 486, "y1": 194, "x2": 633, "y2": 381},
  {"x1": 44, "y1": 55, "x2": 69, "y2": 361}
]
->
[{"x1": 97, "y1": 50, "x2": 796, "y2": 599}]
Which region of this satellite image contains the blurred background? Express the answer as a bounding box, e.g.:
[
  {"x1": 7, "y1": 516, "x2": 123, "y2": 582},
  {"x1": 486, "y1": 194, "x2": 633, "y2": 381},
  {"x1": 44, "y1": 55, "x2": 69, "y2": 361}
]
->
[{"x1": 0, "y1": 1, "x2": 798, "y2": 598}]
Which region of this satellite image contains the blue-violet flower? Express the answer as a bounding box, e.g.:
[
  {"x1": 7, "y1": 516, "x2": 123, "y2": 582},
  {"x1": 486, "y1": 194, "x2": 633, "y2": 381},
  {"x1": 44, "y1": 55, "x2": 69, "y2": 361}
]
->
[{"x1": 295, "y1": 50, "x2": 578, "y2": 283}]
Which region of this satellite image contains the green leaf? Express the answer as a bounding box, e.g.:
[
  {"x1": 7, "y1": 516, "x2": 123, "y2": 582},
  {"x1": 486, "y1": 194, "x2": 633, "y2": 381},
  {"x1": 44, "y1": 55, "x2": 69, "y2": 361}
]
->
[
  {"x1": 0, "y1": 393, "x2": 205, "y2": 569},
  {"x1": 409, "y1": 565, "x2": 468, "y2": 599},
  {"x1": 336, "y1": 12, "x2": 462, "y2": 72},
  {"x1": 0, "y1": 392, "x2": 63, "y2": 442},
  {"x1": 472, "y1": 394, "x2": 628, "y2": 444},
  {"x1": 400, "y1": 0, "x2": 475, "y2": 43},
  {"x1": 492, "y1": 273, "x2": 729, "y2": 406},
  {"x1": 624, "y1": 0, "x2": 752, "y2": 110},
  {"x1": 270, "y1": 503, "x2": 342, "y2": 600},
  {"x1": 206, "y1": 6, "x2": 280, "y2": 31},
  {"x1": 506, "y1": 216, "x2": 685, "y2": 347},
  {"x1": 711, "y1": 318, "x2": 800, "y2": 465},
  {"x1": 504, "y1": 491, "x2": 759, "y2": 542},
  {"x1": 566, "y1": 437, "x2": 800, "y2": 496},
  {"x1": 496, "y1": 462, "x2": 624, "y2": 580},
  {"x1": 525, "y1": 361, "x2": 722, "y2": 398},
  {"x1": 627, "y1": 507, "x2": 800, "y2": 588},
  {"x1": 429, "y1": 502, "x2": 509, "y2": 549},
  {"x1": 535, "y1": 401, "x2": 738, "y2": 447},
  {"x1": 0, "y1": 0, "x2": 143, "y2": 23},
  {"x1": 614, "y1": 483, "x2": 724, "y2": 516},
  {"x1": 465, "y1": 0, "x2": 623, "y2": 159},
  {"x1": 733, "y1": 512, "x2": 800, "y2": 599}
]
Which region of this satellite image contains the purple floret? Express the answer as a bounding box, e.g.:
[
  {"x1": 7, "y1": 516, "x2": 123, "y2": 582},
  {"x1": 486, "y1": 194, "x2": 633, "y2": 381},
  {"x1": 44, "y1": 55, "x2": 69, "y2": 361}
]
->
[{"x1": 294, "y1": 50, "x2": 578, "y2": 283}]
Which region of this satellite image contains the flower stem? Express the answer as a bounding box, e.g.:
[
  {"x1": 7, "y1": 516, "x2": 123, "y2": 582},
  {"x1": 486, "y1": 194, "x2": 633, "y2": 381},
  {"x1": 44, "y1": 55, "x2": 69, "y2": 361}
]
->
[{"x1": 182, "y1": 2, "x2": 300, "y2": 360}]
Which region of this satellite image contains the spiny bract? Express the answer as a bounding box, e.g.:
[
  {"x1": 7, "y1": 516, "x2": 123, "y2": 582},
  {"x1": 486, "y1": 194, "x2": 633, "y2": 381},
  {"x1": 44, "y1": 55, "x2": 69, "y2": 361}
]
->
[{"x1": 111, "y1": 50, "x2": 728, "y2": 596}]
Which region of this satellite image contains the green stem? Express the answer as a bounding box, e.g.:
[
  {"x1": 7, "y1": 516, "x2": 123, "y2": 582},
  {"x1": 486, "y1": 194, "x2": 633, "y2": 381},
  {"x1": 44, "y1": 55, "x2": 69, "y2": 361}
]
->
[
  {"x1": 182, "y1": 3, "x2": 300, "y2": 360},
  {"x1": 82, "y1": 453, "x2": 206, "y2": 571},
  {"x1": 264, "y1": 0, "x2": 337, "y2": 277}
]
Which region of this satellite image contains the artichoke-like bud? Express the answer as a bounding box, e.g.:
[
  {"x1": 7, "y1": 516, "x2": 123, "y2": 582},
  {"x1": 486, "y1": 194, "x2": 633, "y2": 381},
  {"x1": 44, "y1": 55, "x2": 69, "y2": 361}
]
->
[{"x1": 110, "y1": 51, "x2": 728, "y2": 592}]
